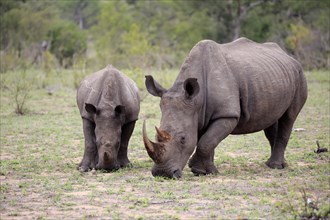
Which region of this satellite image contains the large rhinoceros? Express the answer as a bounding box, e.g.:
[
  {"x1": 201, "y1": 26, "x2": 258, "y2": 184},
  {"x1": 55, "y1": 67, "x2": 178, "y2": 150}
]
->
[
  {"x1": 77, "y1": 65, "x2": 140, "y2": 172},
  {"x1": 143, "y1": 38, "x2": 307, "y2": 179}
]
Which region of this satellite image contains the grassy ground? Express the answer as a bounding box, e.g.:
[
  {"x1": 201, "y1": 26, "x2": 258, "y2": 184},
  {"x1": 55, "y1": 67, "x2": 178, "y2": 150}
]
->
[{"x1": 0, "y1": 69, "x2": 329, "y2": 219}]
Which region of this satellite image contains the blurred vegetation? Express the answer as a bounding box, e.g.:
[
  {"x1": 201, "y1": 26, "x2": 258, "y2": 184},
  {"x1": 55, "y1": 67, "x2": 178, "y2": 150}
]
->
[{"x1": 0, "y1": 0, "x2": 329, "y2": 73}]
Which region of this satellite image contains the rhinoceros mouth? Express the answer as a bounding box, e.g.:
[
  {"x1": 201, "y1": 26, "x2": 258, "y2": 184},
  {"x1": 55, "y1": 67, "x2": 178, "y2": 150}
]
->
[
  {"x1": 95, "y1": 163, "x2": 119, "y2": 172},
  {"x1": 151, "y1": 166, "x2": 182, "y2": 179},
  {"x1": 143, "y1": 120, "x2": 185, "y2": 179},
  {"x1": 95, "y1": 151, "x2": 120, "y2": 172}
]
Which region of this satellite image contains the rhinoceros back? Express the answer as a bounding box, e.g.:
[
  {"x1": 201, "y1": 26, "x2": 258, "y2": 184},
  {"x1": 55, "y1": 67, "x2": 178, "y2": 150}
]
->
[
  {"x1": 220, "y1": 38, "x2": 306, "y2": 133},
  {"x1": 76, "y1": 65, "x2": 140, "y2": 123}
]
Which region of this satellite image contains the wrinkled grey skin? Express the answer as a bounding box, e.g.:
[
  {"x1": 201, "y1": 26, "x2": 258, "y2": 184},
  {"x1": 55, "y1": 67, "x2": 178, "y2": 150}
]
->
[
  {"x1": 144, "y1": 38, "x2": 307, "y2": 179},
  {"x1": 77, "y1": 65, "x2": 140, "y2": 172}
]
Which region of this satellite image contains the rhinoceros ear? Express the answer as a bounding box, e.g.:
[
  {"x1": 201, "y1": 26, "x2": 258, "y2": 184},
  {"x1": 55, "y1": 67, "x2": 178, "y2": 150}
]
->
[
  {"x1": 145, "y1": 75, "x2": 167, "y2": 97},
  {"x1": 85, "y1": 103, "x2": 98, "y2": 114},
  {"x1": 184, "y1": 78, "x2": 200, "y2": 99}
]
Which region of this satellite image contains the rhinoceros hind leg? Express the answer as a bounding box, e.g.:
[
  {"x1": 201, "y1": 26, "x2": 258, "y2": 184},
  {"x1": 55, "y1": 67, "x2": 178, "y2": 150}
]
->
[
  {"x1": 264, "y1": 111, "x2": 297, "y2": 169},
  {"x1": 264, "y1": 122, "x2": 283, "y2": 169}
]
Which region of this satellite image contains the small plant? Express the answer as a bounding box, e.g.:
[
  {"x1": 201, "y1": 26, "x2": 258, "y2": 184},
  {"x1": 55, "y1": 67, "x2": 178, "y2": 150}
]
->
[
  {"x1": 4, "y1": 70, "x2": 35, "y2": 115},
  {"x1": 299, "y1": 188, "x2": 330, "y2": 220},
  {"x1": 134, "y1": 197, "x2": 150, "y2": 207},
  {"x1": 284, "y1": 187, "x2": 330, "y2": 219}
]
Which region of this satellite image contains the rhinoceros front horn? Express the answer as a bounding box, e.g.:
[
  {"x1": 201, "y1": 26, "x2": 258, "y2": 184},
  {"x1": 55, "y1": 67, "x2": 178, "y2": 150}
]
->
[{"x1": 143, "y1": 120, "x2": 165, "y2": 163}]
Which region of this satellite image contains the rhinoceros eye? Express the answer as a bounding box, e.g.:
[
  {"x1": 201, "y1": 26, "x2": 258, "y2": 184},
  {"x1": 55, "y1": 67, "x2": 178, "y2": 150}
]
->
[{"x1": 180, "y1": 136, "x2": 186, "y2": 145}]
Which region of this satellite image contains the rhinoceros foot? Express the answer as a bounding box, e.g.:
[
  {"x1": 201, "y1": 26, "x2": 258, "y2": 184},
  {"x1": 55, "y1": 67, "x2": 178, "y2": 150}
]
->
[
  {"x1": 265, "y1": 159, "x2": 288, "y2": 169},
  {"x1": 77, "y1": 164, "x2": 91, "y2": 172},
  {"x1": 188, "y1": 154, "x2": 219, "y2": 176},
  {"x1": 118, "y1": 158, "x2": 131, "y2": 168},
  {"x1": 78, "y1": 160, "x2": 97, "y2": 172}
]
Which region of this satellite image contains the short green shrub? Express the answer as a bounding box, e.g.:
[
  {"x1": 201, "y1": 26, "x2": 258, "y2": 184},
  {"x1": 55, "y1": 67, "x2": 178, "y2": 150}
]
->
[{"x1": 2, "y1": 70, "x2": 35, "y2": 114}]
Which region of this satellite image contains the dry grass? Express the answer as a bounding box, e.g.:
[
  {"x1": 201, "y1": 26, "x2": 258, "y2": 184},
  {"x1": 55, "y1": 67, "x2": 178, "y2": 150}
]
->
[{"x1": 0, "y1": 69, "x2": 329, "y2": 219}]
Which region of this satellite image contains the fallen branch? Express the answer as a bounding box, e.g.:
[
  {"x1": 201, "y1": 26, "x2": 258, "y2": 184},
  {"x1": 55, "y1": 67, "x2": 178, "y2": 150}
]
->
[
  {"x1": 314, "y1": 141, "x2": 328, "y2": 154},
  {"x1": 150, "y1": 200, "x2": 175, "y2": 205}
]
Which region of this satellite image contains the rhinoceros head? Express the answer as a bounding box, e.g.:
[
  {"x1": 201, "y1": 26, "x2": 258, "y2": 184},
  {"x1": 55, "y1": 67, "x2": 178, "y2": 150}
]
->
[
  {"x1": 143, "y1": 75, "x2": 200, "y2": 178},
  {"x1": 85, "y1": 102, "x2": 126, "y2": 171}
]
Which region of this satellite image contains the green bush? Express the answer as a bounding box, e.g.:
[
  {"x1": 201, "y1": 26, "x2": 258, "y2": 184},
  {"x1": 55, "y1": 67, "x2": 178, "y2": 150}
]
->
[
  {"x1": 2, "y1": 70, "x2": 35, "y2": 115},
  {"x1": 48, "y1": 21, "x2": 87, "y2": 68}
]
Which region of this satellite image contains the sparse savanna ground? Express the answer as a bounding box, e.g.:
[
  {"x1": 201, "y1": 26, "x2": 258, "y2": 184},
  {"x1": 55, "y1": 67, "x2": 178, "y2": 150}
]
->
[{"x1": 0, "y1": 69, "x2": 329, "y2": 219}]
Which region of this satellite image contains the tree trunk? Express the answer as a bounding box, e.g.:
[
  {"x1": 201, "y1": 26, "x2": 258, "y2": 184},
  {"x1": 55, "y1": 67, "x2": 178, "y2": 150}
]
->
[
  {"x1": 233, "y1": 17, "x2": 241, "y2": 40},
  {"x1": 232, "y1": 0, "x2": 265, "y2": 41}
]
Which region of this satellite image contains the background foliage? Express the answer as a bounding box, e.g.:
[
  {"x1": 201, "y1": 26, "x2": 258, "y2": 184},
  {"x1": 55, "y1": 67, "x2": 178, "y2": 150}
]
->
[{"x1": 0, "y1": 0, "x2": 329, "y2": 72}]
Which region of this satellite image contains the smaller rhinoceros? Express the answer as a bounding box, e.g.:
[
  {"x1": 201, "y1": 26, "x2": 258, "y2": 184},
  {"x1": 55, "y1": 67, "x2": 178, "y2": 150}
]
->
[{"x1": 77, "y1": 65, "x2": 140, "y2": 172}]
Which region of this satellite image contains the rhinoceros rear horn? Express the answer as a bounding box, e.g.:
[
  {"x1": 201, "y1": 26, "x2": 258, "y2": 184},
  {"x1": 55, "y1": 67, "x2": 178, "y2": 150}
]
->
[
  {"x1": 143, "y1": 120, "x2": 165, "y2": 163},
  {"x1": 155, "y1": 126, "x2": 171, "y2": 143}
]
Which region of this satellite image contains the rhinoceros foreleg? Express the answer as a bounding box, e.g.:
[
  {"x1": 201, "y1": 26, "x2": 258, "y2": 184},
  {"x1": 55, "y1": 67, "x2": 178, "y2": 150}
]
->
[
  {"x1": 265, "y1": 113, "x2": 296, "y2": 169},
  {"x1": 78, "y1": 119, "x2": 98, "y2": 172},
  {"x1": 189, "y1": 118, "x2": 238, "y2": 175},
  {"x1": 118, "y1": 121, "x2": 136, "y2": 168}
]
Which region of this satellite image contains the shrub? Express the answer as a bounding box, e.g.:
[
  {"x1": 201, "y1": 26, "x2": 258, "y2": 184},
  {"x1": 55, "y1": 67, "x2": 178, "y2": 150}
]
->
[
  {"x1": 3, "y1": 70, "x2": 35, "y2": 115},
  {"x1": 48, "y1": 21, "x2": 87, "y2": 68}
]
